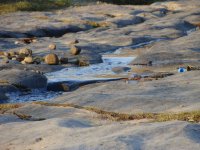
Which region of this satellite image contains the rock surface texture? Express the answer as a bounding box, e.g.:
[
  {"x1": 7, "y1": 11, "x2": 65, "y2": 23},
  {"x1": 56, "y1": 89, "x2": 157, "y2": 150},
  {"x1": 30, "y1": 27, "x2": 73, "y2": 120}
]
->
[{"x1": 0, "y1": 0, "x2": 200, "y2": 149}]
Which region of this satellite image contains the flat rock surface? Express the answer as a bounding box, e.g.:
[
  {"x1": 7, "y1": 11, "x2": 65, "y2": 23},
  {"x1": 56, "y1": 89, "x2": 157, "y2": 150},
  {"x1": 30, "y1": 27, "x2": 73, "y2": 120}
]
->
[{"x1": 0, "y1": 0, "x2": 200, "y2": 149}]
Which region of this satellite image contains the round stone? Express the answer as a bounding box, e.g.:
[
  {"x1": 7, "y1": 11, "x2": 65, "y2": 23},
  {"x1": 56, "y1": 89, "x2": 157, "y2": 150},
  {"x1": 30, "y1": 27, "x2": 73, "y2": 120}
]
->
[
  {"x1": 19, "y1": 48, "x2": 32, "y2": 56},
  {"x1": 70, "y1": 45, "x2": 81, "y2": 55},
  {"x1": 48, "y1": 44, "x2": 56, "y2": 50},
  {"x1": 24, "y1": 56, "x2": 34, "y2": 64},
  {"x1": 44, "y1": 54, "x2": 59, "y2": 65}
]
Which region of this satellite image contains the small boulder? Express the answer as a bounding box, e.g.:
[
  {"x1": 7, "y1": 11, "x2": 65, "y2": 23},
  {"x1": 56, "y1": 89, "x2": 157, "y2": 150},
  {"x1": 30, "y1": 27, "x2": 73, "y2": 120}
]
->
[
  {"x1": 24, "y1": 56, "x2": 34, "y2": 64},
  {"x1": 44, "y1": 54, "x2": 59, "y2": 65},
  {"x1": 19, "y1": 48, "x2": 32, "y2": 56},
  {"x1": 48, "y1": 44, "x2": 56, "y2": 50},
  {"x1": 9, "y1": 51, "x2": 16, "y2": 57},
  {"x1": 70, "y1": 45, "x2": 81, "y2": 55},
  {"x1": 0, "y1": 51, "x2": 4, "y2": 56}
]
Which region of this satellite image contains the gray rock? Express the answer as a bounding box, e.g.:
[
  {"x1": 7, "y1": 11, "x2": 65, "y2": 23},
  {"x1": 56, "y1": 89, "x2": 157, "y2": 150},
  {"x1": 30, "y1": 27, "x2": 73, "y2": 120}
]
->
[{"x1": 0, "y1": 69, "x2": 47, "y2": 89}]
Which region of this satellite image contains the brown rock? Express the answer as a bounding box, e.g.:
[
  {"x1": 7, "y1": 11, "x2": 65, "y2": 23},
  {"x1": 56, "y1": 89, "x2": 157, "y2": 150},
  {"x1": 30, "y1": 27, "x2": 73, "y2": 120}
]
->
[
  {"x1": 48, "y1": 44, "x2": 56, "y2": 50},
  {"x1": 9, "y1": 51, "x2": 16, "y2": 57},
  {"x1": 70, "y1": 45, "x2": 81, "y2": 55},
  {"x1": 44, "y1": 54, "x2": 59, "y2": 65},
  {"x1": 24, "y1": 56, "x2": 34, "y2": 64},
  {"x1": 19, "y1": 48, "x2": 32, "y2": 56},
  {"x1": 3, "y1": 52, "x2": 11, "y2": 58},
  {"x1": 0, "y1": 51, "x2": 4, "y2": 56},
  {"x1": 21, "y1": 61, "x2": 26, "y2": 65}
]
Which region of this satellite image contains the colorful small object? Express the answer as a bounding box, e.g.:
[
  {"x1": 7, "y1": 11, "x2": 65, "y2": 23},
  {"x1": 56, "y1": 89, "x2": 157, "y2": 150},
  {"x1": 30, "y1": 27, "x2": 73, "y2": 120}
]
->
[{"x1": 178, "y1": 67, "x2": 186, "y2": 73}]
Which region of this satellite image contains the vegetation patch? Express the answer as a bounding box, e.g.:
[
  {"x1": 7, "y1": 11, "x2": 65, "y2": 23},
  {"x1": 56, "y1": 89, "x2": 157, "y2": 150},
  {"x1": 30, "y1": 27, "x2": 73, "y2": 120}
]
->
[
  {"x1": 0, "y1": 0, "x2": 71, "y2": 15},
  {"x1": 13, "y1": 111, "x2": 46, "y2": 121},
  {"x1": 85, "y1": 21, "x2": 110, "y2": 28},
  {"x1": 0, "y1": 103, "x2": 23, "y2": 113},
  {"x1": 34, "y1": 101, "x2": 200, "y2": 123}
]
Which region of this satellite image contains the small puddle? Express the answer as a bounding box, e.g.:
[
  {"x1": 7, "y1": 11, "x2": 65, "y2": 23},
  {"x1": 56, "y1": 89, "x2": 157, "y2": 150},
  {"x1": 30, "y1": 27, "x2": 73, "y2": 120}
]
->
[
  {"x1": 5, "y1": 90, "x2": 61, "y2": 103},
  {"x1": 46, "y1": 55, "x2": 135, "y2": 83}
]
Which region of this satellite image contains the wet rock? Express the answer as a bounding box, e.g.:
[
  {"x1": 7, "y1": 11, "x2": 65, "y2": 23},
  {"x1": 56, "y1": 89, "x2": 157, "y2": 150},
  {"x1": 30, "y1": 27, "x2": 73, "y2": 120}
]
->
[
  {"x1": 112, "y1": 67, "x2": 131, "y2": 74},
  {"x1": 44, "y1": 54, "x2": 59, "y2": 65},
  {"x1": 60, "y1": 57, "x2": 68, "y2": 64},
  {"x1": 48, "y1": 44, "x2": 56, "y2": 50},
  {"x1": 19, "y1": 48, "x2": 32, "y2": 56},
  {"x1": 0, "y1": 69, "x2": 47, "y2": 89},
  {"x1": 24, "y1": 56, "x2": 34, "y2": 64},
  {"x1": 47, "y1": 82, "x2": 72, "y2": 92},
  {"x1": 7, "y1": 60, "x2": 20, "y2": 65},
  {"x1": 0, "y1": 84, "x2": 19, "y2": 93},
  {"x1": 0, "y1": 93, "x2": 8, "y2": 101},
  {"x1": 70, "y1": 45, "x2": 81, "y2": 55}
]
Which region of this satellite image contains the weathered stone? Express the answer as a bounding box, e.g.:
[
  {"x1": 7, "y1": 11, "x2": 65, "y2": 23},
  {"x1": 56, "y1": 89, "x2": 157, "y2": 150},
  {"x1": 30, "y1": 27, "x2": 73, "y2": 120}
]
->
[
  {"x1": 21, "y1": 61, "x2": 26, "y2": 65},
  {"x1": 0, "y1": 69, "x2": 47, "y2": 89},
  {"x1": 70, "y1": 45, "x2": 81, "y2": 55},
  {"x1": 24, "y1": 56, "x2": 34, "y2": 64},
  {"x1": 48, "y1": 44, "x2": 56, "y2": 50},
  {"x1": 19, "y1": 48, "x2": 32, "y2": 56},
  {"x1": 44, "y1": 54, "x2": 59, "y2": 65},
  {"x1": 78, "y1": 57, "x2": 90, "y2": 66}
]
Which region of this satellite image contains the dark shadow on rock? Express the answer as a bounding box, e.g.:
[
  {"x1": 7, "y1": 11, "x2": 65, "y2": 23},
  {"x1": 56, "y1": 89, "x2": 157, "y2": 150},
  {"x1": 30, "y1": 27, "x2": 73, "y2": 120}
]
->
[
  {"x1": 0, "y1": 24, "x2": 93, "y2": 38},
  {"x1": 184, "y1": 124, "x2": 200, "y2": 143},
  {"x1": 113, "y1": 16, "x2": 145, "y2": 28},
  {"x1": 190, "y1": 48, "x2": 200, "y2": 52},
  {"x1": 47, "y1": 78, "x2": 122, "y2": 92},
  {"x1": 59, "y1": 119, "x2": 92, "y2": 128}
]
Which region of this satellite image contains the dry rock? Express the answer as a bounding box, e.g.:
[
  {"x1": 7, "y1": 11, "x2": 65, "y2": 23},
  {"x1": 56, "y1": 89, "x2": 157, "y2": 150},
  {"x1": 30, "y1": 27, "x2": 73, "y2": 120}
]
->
[
  {"x1": 19, "y1": 48, "x2": 32, "y2": 56},
  {"x1": 44, "y1": 54, "x2": 59, "y2": 65},
  {"x1": 48, "y1": 44, "x2": 56, "y2": 50},
  {"x1": 70, "y1": 45, "x2": 81, "y2": 55},
  {"x1": 24, "y1": 56, "x2": 34, "y2": 64}
]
